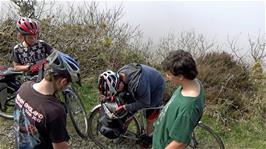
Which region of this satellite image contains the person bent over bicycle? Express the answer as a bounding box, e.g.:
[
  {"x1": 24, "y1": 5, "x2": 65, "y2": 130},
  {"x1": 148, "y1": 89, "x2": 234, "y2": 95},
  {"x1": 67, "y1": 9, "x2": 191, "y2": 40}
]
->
[
  {"x1": 152, "y1": 50, "x2": 205, "y2": 149},
  {"x1": 98, "y1": 63, "x2": 165, "y2": 148},
  {"x1": 13, "y1": 50, "x2": 80, "y2": 149}
]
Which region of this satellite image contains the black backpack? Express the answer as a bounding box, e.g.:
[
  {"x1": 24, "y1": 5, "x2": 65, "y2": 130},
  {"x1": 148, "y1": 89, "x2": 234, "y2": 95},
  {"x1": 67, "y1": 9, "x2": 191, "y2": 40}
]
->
[{"x1": 98, "y1": 107, "x2": 128, "y2": 139}]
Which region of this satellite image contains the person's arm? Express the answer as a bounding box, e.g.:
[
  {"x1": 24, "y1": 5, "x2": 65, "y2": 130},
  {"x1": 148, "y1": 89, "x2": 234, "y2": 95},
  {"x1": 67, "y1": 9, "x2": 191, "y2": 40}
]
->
[
  {"x1": 13, "y1": 61, "x2": 30, "y2": 72},
  {"x1": 165, "y1": 140, "x2": 186, "y2": 149},
  {"x1": 124, "y1": 88, "x2": 150, "y2": 112},
  {"x1": 52, "y1": 141, "x2": 69, "y2": 149},
  {"x1": 11, "y1": 47, "x2": 31, "y2": 72},
  {"x1": 124, "y1": 78, "x2": 151, "y2": 112}
]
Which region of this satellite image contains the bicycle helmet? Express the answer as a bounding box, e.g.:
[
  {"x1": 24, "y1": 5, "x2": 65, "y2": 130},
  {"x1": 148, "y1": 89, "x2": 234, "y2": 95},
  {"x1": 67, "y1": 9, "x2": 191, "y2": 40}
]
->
[
  {"x1": 98, "y1": 70, "x2": 119, "y2": 96},
  {"x1": 16, "y1": 17, "x2": 40, "y2": 35},
  {"x1": 46, "y1": 50, "x2": 81, "y2": 84}
]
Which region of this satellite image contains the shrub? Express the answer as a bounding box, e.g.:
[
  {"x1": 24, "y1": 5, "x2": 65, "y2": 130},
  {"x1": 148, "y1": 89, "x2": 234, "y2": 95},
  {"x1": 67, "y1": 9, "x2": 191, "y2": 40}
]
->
[{"x1": 196, "y1": 52, "x2": 255, "y2": 123}]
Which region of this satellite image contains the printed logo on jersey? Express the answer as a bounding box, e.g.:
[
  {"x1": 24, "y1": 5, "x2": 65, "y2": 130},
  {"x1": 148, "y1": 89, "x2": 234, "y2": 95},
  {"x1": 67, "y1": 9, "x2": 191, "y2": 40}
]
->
[
  {"x1": 13, "y1": 41, "x2": 49, "y2": 65},
  {"x1": 14, "y1": 94, "x2": 42, "y2": 148}
]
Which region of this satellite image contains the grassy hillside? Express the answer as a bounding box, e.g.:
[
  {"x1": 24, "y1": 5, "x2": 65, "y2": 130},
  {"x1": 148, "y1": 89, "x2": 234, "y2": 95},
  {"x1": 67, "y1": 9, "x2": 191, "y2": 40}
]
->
[
  {"x1": 0, "y1": 2, "x2": 265, "y2": 148},
  {"x1": 77, "y1": 79, "x2": 266, "y2": 149}
]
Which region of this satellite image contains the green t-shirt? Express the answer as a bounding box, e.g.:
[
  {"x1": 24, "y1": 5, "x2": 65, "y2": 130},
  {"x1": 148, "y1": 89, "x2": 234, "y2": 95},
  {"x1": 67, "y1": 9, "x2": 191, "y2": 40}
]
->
[{"x1": 152, "y1": 80, "x2": 205, "y2": 149}]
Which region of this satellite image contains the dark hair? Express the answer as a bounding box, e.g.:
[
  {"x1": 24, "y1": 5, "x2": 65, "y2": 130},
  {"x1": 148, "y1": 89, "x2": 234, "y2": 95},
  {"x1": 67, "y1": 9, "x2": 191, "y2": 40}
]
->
[
  {"x1": 161, "y1": 49, "x2": 198, "y2": 80},
  {"x1": 44, "y1": 67, "x2": 71, "y2": 82}
]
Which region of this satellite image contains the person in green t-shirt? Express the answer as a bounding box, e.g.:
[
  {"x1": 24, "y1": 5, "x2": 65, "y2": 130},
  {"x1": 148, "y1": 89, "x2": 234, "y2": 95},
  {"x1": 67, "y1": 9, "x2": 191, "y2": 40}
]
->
[{"x1": 153, "y1": 49, "x2": 205, "y2": 149}]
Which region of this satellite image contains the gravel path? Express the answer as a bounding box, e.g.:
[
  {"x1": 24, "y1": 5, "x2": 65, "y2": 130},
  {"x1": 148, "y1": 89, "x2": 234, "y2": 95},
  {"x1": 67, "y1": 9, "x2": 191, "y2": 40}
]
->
[
  {"x1": 0, "y1": 117, "x2": 100, "y2": 149},
  {"x1": 0, "y1": 119, "x2": 14, "y2": 149}
]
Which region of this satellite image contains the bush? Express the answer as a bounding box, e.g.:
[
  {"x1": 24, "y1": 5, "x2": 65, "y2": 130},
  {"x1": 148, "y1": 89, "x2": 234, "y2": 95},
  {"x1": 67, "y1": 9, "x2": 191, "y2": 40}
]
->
[
  {"x1": 0, "y1": 18, "x2": 17, "y2": 65},
  {"x1": 0, "y1": 3, "x2": 148, "y2": 81},
  {"x1": 196, "y1": 52, "x2": 255, "y2": 123}
]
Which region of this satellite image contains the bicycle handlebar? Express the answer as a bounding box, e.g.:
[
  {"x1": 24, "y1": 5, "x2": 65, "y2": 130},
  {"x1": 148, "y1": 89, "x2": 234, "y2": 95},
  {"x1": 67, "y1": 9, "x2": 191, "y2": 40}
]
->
[{"x1": 101, "y1": 102, "x2": 128, "y2": 120}]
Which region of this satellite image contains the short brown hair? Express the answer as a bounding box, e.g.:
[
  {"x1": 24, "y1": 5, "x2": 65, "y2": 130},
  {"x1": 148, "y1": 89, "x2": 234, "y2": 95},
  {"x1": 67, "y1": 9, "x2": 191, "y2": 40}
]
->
[
  {"x1": 44, "y1": 68, "x2": 71, "y2": 82},
  {"x1": 161, "y1": 49, "x2": 198, "y2": 80}
]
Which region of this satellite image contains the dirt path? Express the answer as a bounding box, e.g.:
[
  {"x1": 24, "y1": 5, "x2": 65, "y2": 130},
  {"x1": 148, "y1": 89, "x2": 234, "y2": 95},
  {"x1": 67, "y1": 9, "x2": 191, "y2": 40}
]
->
[
  {"x1": 0, "y1": 118, "x2": 99, "y2": 149},
  {"x1": 0, "y1": 119, "x2": 14, "y2": 149}
]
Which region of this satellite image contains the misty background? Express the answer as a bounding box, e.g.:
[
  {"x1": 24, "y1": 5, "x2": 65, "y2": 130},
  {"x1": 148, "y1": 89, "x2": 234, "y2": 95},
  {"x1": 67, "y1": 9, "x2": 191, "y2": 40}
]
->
[
  {"x1": 0, "y1": 1, "x2": 266, "y2": 148},
  {"x1": 1, "y1": 0, "x2": 265, "y2": 59}
]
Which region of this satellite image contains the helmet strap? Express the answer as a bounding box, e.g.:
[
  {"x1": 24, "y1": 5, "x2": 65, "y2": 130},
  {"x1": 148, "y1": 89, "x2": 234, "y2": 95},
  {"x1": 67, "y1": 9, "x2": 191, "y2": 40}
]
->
[{"x1": 22, "y1": 36, "x2": 31, "y2": 47}]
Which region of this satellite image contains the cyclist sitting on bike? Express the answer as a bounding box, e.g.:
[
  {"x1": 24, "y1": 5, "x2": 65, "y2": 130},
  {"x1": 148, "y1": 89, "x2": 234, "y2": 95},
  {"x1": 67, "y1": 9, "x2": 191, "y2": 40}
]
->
[
  {"x1": 11, "y1": 17, "x2": 53, "y2": 74},
  {"x1": 98, "y1": 63, "x2": 165, "y2": 148},
  {"x1": 13, "y1": 50, "x2": 80, "y2": 149},
  {"x1": 152, "y1": 49, "x2": 205, "y2": 149}
]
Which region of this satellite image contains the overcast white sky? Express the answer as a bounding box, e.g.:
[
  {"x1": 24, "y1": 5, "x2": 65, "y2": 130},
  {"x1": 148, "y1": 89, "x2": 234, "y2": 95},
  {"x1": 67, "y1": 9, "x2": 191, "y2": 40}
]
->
[
  {"x1": 1, "y1": 0, "x2": 265, "y2": 51},
  {"x1": 97, "y1": 0, "x2": 265, "y2": 50}
]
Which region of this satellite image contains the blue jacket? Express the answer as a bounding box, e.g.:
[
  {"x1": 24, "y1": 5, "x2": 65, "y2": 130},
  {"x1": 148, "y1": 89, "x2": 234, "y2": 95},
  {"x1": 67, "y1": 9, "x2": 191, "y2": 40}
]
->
[{"x1": 118, "y1": 64, "x2": 165, "y2": 112}]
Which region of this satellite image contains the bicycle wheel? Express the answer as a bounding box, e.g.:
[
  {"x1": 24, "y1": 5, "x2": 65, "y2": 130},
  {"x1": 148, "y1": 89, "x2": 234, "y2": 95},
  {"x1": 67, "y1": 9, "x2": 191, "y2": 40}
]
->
[
  {"x1": 0, "y1": 82, "x2": 20, "y2": 120},
  {"x1": 88, "y1": 105, "x2": 142, "y2": 149},
  {"x1": 188, "y1": 122, "x2": 225, "y2": 149},
  {"x1": 64, "y1": 87, "x2": 89, "y2": 138}
]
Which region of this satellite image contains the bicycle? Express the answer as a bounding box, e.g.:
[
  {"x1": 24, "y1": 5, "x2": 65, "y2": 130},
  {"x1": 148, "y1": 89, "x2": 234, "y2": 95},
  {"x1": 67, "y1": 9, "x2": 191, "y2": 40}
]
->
[
  {"x1": 0, "y1": 63, "x2": 89, "y2": 138},
  {"x1": 0, "y1": 66, "x2": 31, "y2": 119},
  {"x1": 88, "y1": 101, "x2": 225, "y2": 149}
]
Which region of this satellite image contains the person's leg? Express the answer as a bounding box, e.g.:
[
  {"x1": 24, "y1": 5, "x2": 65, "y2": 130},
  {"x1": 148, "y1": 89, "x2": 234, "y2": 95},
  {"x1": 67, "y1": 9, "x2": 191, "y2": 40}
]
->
[
  {"x1": 146, "y1": 109, "x2": 160, "y2": 135},
  {"x1": 141, "y1": 110, "x2": 160, "y2": 148},
  {"x1": 146, "y1": 78, "x2": 165, "y2": 135}
]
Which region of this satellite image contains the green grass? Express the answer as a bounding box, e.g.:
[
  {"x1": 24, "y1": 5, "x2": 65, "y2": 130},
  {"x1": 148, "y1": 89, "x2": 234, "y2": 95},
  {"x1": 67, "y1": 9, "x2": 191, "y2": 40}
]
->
[
  {"x1": 78, "y1": 82, "x2": 266, "y2": 148},
  {"x1": 77, "y1": 81, "x2": 266, "y2": 148},
  {"x1": 3, "y1": 81, "x2": 264, "y2": 149},
  {"x1": 200, "y1": 115, "x2": 266, "y2": 149},
  {"x1": 72, "y1": 82, "x2": 99, "y2": 112}
]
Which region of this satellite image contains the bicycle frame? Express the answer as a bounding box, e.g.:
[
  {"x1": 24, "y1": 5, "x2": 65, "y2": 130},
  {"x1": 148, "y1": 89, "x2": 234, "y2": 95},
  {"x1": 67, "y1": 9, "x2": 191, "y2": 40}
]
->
[
  {"x1": 88, "y1": 104, "x2": 163, "y2": 145},
  {"x1": 88, "y1": 103, "x2": 225, "y2": 149},
  {"x1": 135, "y1": 106, "x2": 164, "y2": 135},
  {"x1": 0, "y1": 65, "x2": 89, "y2": 138}
]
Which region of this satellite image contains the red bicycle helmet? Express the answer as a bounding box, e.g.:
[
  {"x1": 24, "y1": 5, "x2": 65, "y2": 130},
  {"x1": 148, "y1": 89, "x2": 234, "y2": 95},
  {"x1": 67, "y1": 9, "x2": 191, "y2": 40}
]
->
[{"x1": 16, "y1": 17, "x2": 40, "y2": 35}]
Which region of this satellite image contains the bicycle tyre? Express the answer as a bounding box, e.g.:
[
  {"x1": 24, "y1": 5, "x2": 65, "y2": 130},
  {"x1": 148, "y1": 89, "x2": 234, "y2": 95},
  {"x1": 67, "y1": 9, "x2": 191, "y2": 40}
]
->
[
  {"x1": 0, "y1": 83, "x2": 19, "y2": 120},
  {"x1": 188, "y1": 122, "x2": 225, "y2": 149},
  {"x1": 64, "y1": 87, "x2": 89, "y2": 138},
  {"x1": 88, "y1": 105, "x2": 142, "y2": 149}
]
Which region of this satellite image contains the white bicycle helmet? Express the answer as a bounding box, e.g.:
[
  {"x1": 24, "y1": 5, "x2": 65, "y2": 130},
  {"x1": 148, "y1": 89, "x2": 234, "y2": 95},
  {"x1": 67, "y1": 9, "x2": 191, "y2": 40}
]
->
[
  {"x1": 46, "y1": 50, "x2": 81, "y2": 84},
  {"x1": 98, "y1": 70, "x2": 119, "y2": 96}
]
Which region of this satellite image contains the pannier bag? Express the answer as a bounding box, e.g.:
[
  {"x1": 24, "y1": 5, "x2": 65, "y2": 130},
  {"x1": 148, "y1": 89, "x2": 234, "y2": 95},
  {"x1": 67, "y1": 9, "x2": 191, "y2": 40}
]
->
[{"x1": 98, "y1": 100, "x2": 129, "y2": 139}]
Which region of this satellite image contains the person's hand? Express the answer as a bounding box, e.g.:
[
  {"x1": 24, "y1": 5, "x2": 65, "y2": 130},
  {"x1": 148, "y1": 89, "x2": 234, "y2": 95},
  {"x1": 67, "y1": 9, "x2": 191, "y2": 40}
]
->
[
  {"x1": 26, "y1": 63, "x2": 33, "y2": 71},
  {"x1": 115, "y1": 104, "x2": 126, "y2": 114},
  {"x1": 99, "y1": 95, "x2": 112, "y2": 102},
  {"x1": 30, "y1": 63, "x2": 40, "y2": 73},
  {"x1": 99, "y1": 95, "x2": 117, "y2": 102},
  {"x1": 30, "y1": 60, "x2": 48, "y2": 74},
  {"x1": 99, "y1": 95, "x2": 106, "y2": 102}
]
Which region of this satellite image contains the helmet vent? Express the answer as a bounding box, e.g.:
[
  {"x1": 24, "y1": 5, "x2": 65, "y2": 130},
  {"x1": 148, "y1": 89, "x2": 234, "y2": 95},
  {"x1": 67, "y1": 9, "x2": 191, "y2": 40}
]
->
[
  {"x1": 53, "y1": 58, "x2": 61, "y2": 65},
  {"x1": 24, "y1": 22, "x2": 31, "y2": 30},
  {"x1": 30, "y1": 22, "x2": 34, "y2": 29},
  {"x1": 68, "y1": 61, "x2": 79, "y2": 71}
]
